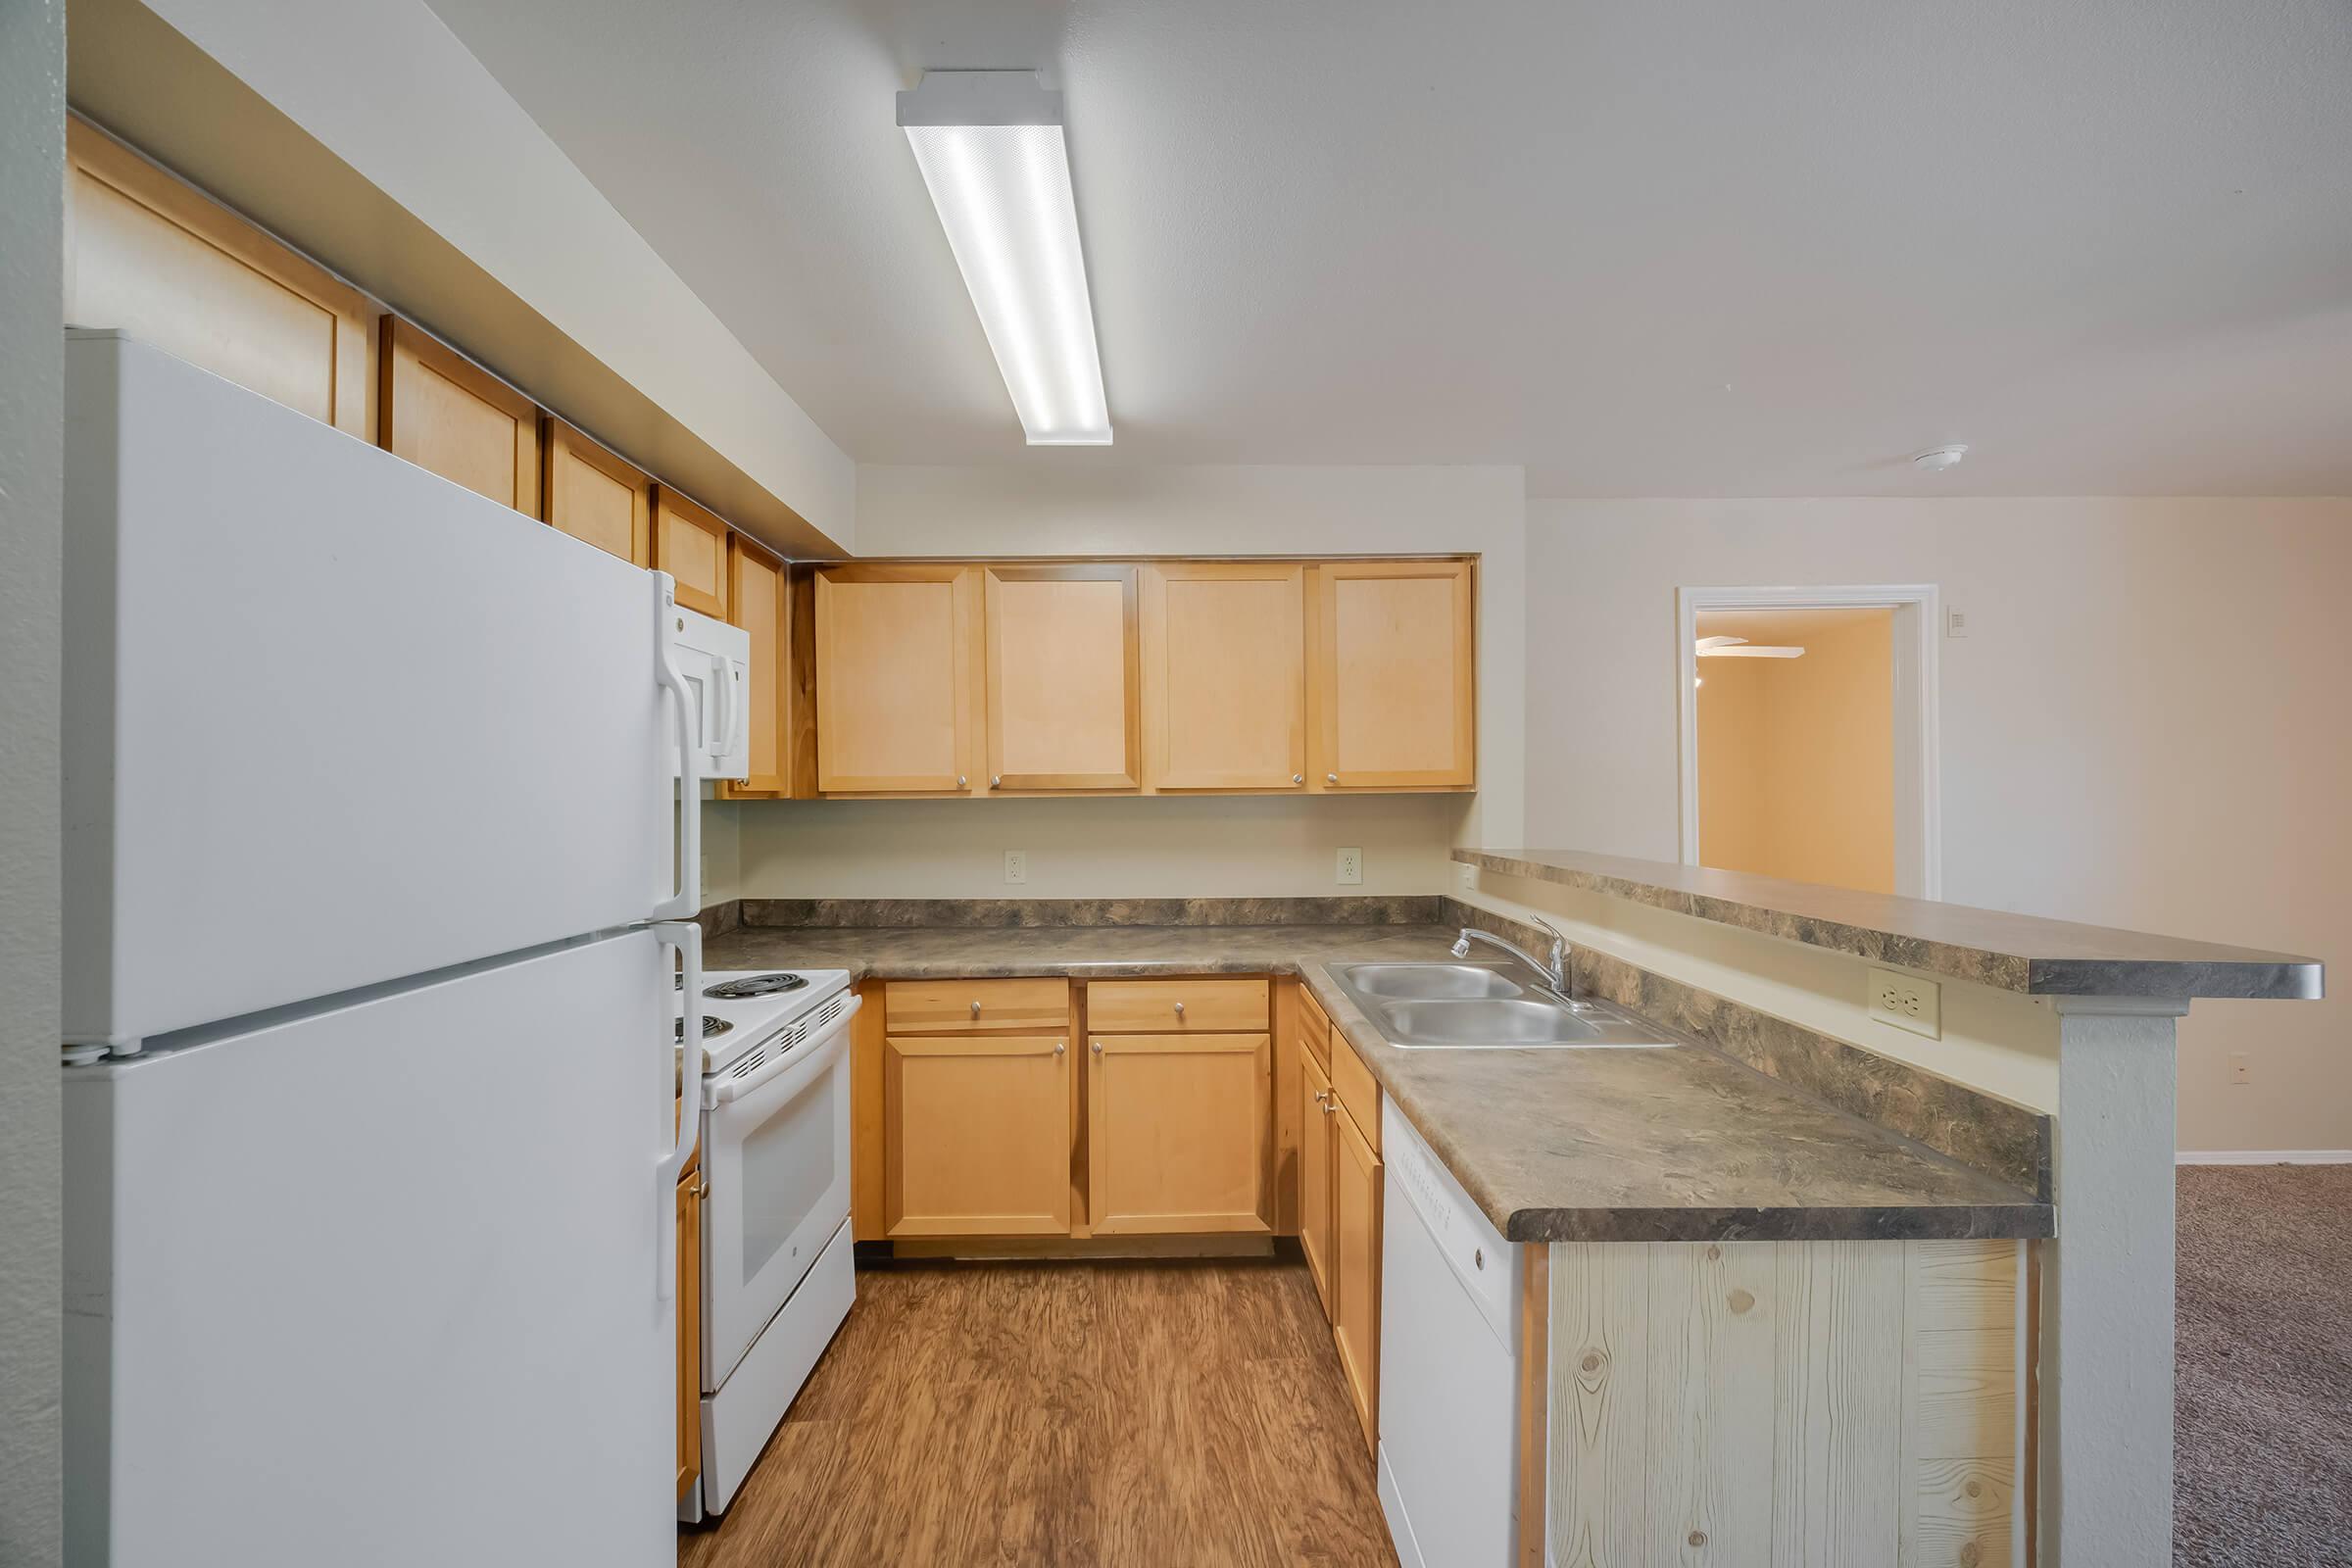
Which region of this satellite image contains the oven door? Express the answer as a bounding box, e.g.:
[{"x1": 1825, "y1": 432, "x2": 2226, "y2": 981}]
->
[{"x1": 699, "y1": 1005, "x2": 856, "y2": 1391}]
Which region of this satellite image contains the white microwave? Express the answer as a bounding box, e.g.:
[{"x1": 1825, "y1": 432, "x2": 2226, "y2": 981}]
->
[{"x1": 672, "y1": 605, "x2": 751, "y2": 784}]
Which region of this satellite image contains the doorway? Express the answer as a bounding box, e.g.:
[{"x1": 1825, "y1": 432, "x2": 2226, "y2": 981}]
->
[{"x1": 1676, "y1": 585, "x2": 1942, "y2": 899}]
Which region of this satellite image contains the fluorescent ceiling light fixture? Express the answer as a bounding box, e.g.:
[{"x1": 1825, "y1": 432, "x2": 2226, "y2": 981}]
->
[
  {"x1": 899, "y1": 71, "x2": 1110, "y2": 446},
  {"x1": 1695, "y1": 636, "x2": 1805, "y2": 659}
]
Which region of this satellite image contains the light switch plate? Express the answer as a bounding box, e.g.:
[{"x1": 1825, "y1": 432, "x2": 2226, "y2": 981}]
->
[
  {"x1": 1004, "y1": 849, "x2": 1027, "y2": 885},
  {"x1": 1336, "y1": 847, "x2": 1363, "y2": 886},
  {"x1": 1868, "y1": 966, "x2": 1941, "y2": 1039}
]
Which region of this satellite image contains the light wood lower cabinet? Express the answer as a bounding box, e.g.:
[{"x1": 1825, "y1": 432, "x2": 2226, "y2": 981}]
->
[
  {"x1": 676, "y1": 1165, "x2": 702, "y2": 1501},
  {"x1": 1087, "y1": 1032, "x2": 1273, "y2": 1236},
  {"x1": 1299, "y1": 1047, "x2": 1336, "y2": 1314},
  {"x1": 1331, "y1": 1089, "x2": 1384, "y2": 1455},
  {"x1": 885, "y1": 1033, "x2": 1073, "y2": 1237}
]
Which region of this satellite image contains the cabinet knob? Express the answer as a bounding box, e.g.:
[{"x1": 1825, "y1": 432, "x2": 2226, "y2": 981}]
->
[
  {"x1": 1324, "y1": 1100, "x2": 1339, "y2": 1116},
  {"x1": 1326, "y1": 772, "x2": 1340, "y2": 785},
  {"x1": 1293, "y1": 773, "x2": 1304, "y2": 785},
  {"x1": 1091, "y1": 1039, "x2": 1103, "y2": 1055},
  {"x1": 1054, "y1": 1040, "x2": 1066, "y2": 1055},
  {"x1": 991, "y1": 775, "x2": 1003, "y2": 789},
  {"x1": 1173, "y1": 1001, "x2": 1186, "y2": 1017},
  {"x1": 970, "y1": 1000, "x2": 982, "y2": 1018},
  {"x1": 956, "y1": 774, "x2": 968, "y2": 789},
  {"x1": 1313, "y1": 1090, "x2": 1330, "y2": 1106}
]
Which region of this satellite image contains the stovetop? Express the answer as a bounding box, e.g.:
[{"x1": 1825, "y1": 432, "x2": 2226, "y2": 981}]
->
[{"x1": 678, "y1": 967, "x2": 855, "y2": 1078}]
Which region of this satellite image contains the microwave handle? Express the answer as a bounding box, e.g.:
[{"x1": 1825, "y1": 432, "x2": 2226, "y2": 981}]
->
[
  {"x1": 651, "y1": 918, "x2": 703, "y2": 1302},
  {"x1": 710, "y1": 655, "x2": 740, "y2": 755},
  {"x1": 652, "y1": 574, "x2": 700, "y2": 921}
]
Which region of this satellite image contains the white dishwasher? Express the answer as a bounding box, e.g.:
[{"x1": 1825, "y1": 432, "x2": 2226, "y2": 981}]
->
[{"x1": 1377, "y1": 1098, "x2": 1524, "y2": 1568}]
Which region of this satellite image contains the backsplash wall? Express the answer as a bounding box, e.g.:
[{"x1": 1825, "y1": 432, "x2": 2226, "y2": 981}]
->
[{"x1": 726, "y1": 794, "x2": 1456, "y2": 900}]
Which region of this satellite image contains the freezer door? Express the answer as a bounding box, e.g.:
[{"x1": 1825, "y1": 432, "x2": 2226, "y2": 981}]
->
[
  {"x1": 64, "y1": 331, "x2": 678, "y2": 1046},
  {"x1": 64, "y1": 928, "x2": 675, "y2": 1568}
]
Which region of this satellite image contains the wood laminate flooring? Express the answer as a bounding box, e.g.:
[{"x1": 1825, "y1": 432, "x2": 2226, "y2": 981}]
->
[{"x1": 679, "y1": 1254, "x2": 1399, "y2": 1568}]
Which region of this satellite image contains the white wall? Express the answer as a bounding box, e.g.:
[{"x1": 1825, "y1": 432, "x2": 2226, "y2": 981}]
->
[
  {"x1": 1525, "y1": 498, "x2": 2352, "y2": 1153},
  {"x1": 0, "y1": 1, "x2": 65, "y2": 1559},
  {"x1": 726, "y1": 462, "x2": 1527, "y2": 902}
]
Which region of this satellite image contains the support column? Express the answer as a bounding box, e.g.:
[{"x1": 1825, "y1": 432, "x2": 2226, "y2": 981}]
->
[{"x1": 2040, "y1": 1000, "x2": 2185, "y2": 1568}]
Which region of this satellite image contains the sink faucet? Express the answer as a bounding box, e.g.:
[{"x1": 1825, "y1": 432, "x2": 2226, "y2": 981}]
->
[{"x1": 1451, "y1": 917, "x2": 1572, "y2": 998}]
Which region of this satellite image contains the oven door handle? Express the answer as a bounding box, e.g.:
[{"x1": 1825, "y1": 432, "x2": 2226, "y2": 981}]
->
[{"x1": 706, "y1": 994, "x2": 861, "y2": 1108}]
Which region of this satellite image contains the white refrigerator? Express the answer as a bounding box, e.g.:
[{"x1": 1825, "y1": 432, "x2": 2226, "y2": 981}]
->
[{"x1": 61, "y1": 331, "x2": 706, "y2": 1567}]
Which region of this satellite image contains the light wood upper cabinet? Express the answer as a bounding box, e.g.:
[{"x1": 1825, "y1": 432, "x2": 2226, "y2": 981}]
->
[
  {"x1": 378, "y1": 318, "x2": 542, "y2": 515},
  {"x1": 724, "y1": 535, "x2": 790, "y2": 795},
  {"x1": 981, "y1": 565, "x2": 1140, "y2": 792},
  {"x1": 542, "y1": 418, "x2": 651, "y2": 566},
  {"x1": 814, "y1": 565, "x2": 983, "y2": 795},
  {"x1": 652, "y1": 487, "x2": 730, "y2": 619},
  {"x1": 1332, "y1": 1098, "x2": 1383, "y2": 1454},
  {"x1": 1309, "y1": 559, "x2": 1476, "y2": 790},
  {"x1": 1139, "y1": 563, "x2": 1307, "y2": 792},
  {"x1": 65, "y1": 119, "x2": 374, "y2": 438},
  {"x1": 1087, "y1": 1032, "x2": 1272, "y2": 1236},
  {"x1": 885, "y1": 1034, "x2": 1072, "y2": 1237},
  {"x1": 1299, "y1": 1047, "x2": 1337, "y2": 1316}
]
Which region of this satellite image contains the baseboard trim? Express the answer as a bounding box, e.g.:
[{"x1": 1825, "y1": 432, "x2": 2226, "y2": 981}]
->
[{"x1": 2176, "y1": 1149, "x2": 2352, "y2": 1165}]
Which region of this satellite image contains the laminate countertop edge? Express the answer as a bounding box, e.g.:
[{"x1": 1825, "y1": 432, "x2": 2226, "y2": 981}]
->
[
  {"x1": 1457, "y1": 848, "x2": 2324, "y2": 1003},
  {"x1": 704, "y1": 923, "x2": 2054, "y2": 1246}
]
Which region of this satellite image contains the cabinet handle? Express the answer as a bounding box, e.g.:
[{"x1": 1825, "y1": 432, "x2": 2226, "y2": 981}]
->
[
  {"x1": 970, "y1": 1000, "x2": 981, "y2": 1018},
  {"x1": 1293, "y1": 773, "x2": 1304, "y2": 785},
  {"x1": 1326, "y1": 772, "x2": 1340, "y2": 785},
  {"x1": 956, "y1": 774, "x2": 968, "y2": 788},
  {"x1": 991, "y1": 775, "x2": 1003, "y2": 789},
  {"x1": 1173, "y1": 1001, "x2": 1186, "y2": 1018},
  {"x1": 1323, "y1": 1098, "x2": 1339, "y2": 1115},
  {"x1": 1313, "y1": 1090, "x2": 1331, "y2": 1106},
  {"x1": 1054, "y1": 1040, "x2": 1067, "y2": 1055},
  {"x1": 1091, "y1": 1039, "x2": 1103, "y2": 1055}
]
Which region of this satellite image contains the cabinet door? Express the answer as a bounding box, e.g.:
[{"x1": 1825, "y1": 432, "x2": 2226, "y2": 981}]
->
[
  {"x1": 1332, "y1": 1103, "x2": 1383, "y2": 1454},
  {"x1": 723, "y1": 536, "x2": 790, "y2": 795},
  {"x1": 676, "y1": 1170, "x2": 702, "y2": 1499},
  {"x1": 983, "y1": 564, "x2": 1140, "y2": 792},
  {"x1": 378, "y1": 318, "x2": 542, "y2": 515},
  {"x1": 1088, "y1": 1033, "x2": 1271, "y2": 1236},
  {"x1": 814, "y1": 565, "x2": 983, "y2": 794},
  {"x1": 1139, "y1": 563, "x2": 1307, "y2": 791},
  {"x1": 885, "y1": 1034, "x2": 1072, "y2": 1237},
  {"x1": 542, "y1": 417, "x2": 650, "y2": 566},
  {"x1": 65, "y1": 119, "x2": 374, "y2": 438},
  {"x1": 1299, "y1": 1048, "x2": 1336, "y2": 1318},
  {"x1": 1309, "y1": 559, "x2": 1476, "y2": 789},
  {"x1": 651, "y1": 487, "x2": 730, "y2": 618}
]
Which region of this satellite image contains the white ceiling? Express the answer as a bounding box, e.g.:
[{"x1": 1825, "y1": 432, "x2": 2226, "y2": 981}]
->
[{"x1": 422, "y1": 0, "x2": 2352, "y2": 497}]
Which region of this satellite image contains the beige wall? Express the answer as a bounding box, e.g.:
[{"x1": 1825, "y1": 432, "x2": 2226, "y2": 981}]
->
[
  {"x1": 1697, "y1": 610, "x2": 1895, "y2": 893},
  {"x1": 1525, "y1": 497, "x2": 2352, "y2": 1153}
]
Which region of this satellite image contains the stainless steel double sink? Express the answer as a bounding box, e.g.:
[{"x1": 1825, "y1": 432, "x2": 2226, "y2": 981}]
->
[{"x1": 1325, "y1": 961, "x2": 1678, "y2": 1050}]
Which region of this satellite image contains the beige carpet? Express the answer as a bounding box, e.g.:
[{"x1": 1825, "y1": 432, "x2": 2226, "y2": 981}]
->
[{"x1": 2175, "y1": 1163, "x2": 2352, "y2": 1566}]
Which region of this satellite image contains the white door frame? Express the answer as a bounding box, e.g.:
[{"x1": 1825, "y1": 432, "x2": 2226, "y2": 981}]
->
[{"x1": 1676, "y1": 583, "x2": 1943, "y2": 900}]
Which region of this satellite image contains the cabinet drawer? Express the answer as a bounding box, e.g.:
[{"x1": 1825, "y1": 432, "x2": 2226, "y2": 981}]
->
[
  {"x1": 1298, "y1": 985, "x2": 1333, "y2": 1074},
  {"x1": 1087, "y1": 978, "x2": 1268, "y2": 1033},
  {"x1": 1332, "y1": 1032, "x2": 1382, "y2": 1154},
  {"x1": 885, "y1": 978, "x2": 1070, "y2": 1033}
]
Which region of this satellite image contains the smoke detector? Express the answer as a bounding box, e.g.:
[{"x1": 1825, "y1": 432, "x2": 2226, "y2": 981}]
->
[{"x1": 1913, "y1": 444, "x2": 1969, "y2": 472}]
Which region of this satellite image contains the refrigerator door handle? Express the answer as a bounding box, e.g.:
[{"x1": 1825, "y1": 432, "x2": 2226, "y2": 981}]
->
[
  {"x1": 652, "y1": 573, "x2": 701, "y2": 921},
  {"x1": 652, "y1": 917, "x2": 703, "y2": 1301}
]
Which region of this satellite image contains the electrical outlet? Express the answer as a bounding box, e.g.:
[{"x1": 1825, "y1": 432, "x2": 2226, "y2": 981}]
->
[
  {"x1": 1867, "y1": 966, "x2": 1941, "y2": 1040},
  {"x1": 1946, "y1": 607, "x2": 1971, "y2": 638},
  {"x1": 1336, "y1": 847, "x2": 1363, "y2": 886},
  {"x1": 1456, "y1": 861, "x2": 1479, "y2": 894},
  {"x1": 2230, "y1": 1052, "x2": 2251, "y2": 1085},
  {"x1": 1004, "y1": 849, "x2": 1027, "y2": 885}
]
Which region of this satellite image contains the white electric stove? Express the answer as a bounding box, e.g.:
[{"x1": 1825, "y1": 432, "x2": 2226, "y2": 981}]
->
[{"x1": 675, "y1": 968, "x2": 858, "y2": 1521}]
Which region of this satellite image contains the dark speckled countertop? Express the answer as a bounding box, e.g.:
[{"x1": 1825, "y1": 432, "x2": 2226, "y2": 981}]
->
[{"x1": 706, "y1": 921, "x2": 2051, "y2": 1244}]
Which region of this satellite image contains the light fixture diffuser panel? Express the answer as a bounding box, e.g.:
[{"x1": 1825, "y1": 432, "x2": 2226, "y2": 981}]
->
[{"x1": 901, "y1": 74, "x2": 1110, "y2": 446}]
